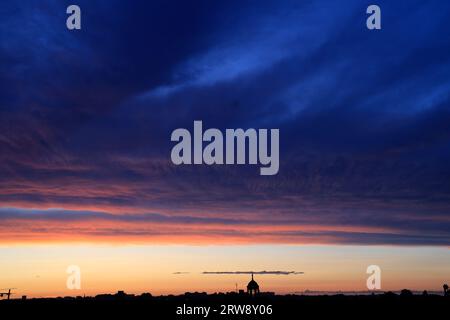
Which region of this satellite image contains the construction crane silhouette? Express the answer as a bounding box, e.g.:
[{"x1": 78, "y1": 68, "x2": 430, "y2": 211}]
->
[{"x1": 0, "y1": 288, "x2": 17, "y2": 300}]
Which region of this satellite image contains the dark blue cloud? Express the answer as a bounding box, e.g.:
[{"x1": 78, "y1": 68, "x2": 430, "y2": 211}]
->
[{"x1": 1, "y1": 0, "x2": 449, "y2": 244}]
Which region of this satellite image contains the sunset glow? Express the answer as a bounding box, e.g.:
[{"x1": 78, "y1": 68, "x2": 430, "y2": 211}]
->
[{"x1": 1, "y1": 0, "x2": 449, "y2": 299}]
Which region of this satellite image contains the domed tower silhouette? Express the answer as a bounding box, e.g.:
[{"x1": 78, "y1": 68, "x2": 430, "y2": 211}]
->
[{"x1": 247, "y1": 273, "x2": 260, "y2": 296}]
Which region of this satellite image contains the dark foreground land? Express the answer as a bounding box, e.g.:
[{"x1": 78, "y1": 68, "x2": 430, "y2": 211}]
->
[{"x1": 1, "y1": 292, "x2": 449, "y2": 319}]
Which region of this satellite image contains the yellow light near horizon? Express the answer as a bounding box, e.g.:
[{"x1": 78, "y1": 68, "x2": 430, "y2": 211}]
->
[{"x1": 0, "y1": 244, "x2": 449, "y2": 298}]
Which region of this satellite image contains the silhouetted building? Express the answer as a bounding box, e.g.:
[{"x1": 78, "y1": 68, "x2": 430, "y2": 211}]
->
[{"x1": 247, "y1": 273, "x2": 260, "y2": 296}]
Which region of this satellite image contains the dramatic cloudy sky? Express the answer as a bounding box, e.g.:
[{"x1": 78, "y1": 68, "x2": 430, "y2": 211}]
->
[{"x1": 1, "y1": 0, "x2": 450, "y2": 246}]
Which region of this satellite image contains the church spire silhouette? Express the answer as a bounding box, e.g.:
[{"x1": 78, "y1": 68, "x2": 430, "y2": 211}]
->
[{"x1": 247, "y1": 272, "x2": 259, "y2": 296}]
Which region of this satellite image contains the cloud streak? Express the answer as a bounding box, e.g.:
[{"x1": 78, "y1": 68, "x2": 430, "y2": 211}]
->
[
  {"x1": 0, "y1": 207, "x2": 449, "y2": 245},
  {"x1": 202, "y1": 271, "x2": 304, "y2": 275}
]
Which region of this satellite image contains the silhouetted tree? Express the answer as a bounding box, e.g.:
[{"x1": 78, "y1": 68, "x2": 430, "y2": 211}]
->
[
  {"x1": 444, "y1": 284, "x2": 449, "y2": 296},
  {"x1": 400, "y1": 289, "x2": 413, "y2": 297}
]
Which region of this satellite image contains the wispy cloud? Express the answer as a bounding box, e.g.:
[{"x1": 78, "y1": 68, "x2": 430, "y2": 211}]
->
[
  {"x1": 173, "y1": 272, "x2": 190, "y2": 275},
  {"x1": 202, "y1": 271, "x2": 304, "y2": 275}
]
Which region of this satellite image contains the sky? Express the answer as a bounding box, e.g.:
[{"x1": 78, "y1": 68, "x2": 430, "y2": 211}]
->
[{"x1": 0, "y1": 0, "x2": 449, "y2": 296}]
